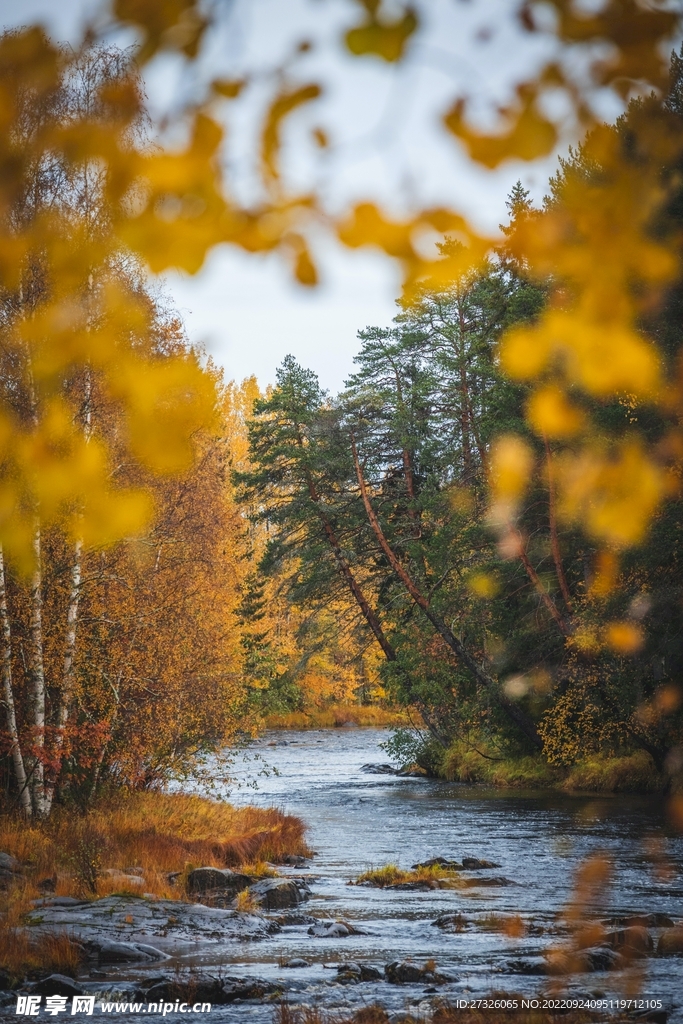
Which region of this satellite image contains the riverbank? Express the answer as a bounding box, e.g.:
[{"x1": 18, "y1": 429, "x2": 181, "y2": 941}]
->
[
  {"x1": 441, "y1": 745, "x2": 665, "y2": 794},
  {"x1": 0, "y1": 792, "x2": 309, "y2": 980},
  {"x1": 263, "y1": 704, "x2": 410, "y2": 730}
]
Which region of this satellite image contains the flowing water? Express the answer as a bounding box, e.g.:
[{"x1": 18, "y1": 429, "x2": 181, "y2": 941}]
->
[
  {"x1": 190, "y1": 727, "x2": 683, "y2": 1021},
  {"x1": 29, "y1": 728, "x2": 682, "y2": 1023}
]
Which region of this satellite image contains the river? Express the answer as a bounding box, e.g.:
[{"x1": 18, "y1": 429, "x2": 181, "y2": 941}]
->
[{"x1": 184, "y1": 727, "x2": 683, "y2": 1022}]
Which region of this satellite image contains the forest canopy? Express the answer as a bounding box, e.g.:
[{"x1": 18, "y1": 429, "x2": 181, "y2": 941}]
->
[{"x1": 1, "y1": 1, "x2": 683, "y2": 817}]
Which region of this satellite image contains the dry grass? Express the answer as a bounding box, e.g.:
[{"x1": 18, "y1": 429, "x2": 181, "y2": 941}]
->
[
  {"x1": 0, "y1": 928, "x2": 84, "y2": 983},
  {"x1": 0, "y1": 792, "x2": 309, "y2": 979},
  {"x1": 354, "y1": 862, "x2": 461, "y2": 888},
  {"x1": 264, "y1": 704, "x2": 410, "y2": 730},
  {"x1": 0, "y1": 791, "x2": 309, "y2": 904}
]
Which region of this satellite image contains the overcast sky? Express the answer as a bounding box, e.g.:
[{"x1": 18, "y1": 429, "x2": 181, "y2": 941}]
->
[{"x1": 0, "y1": 0, "x2": 583, "y2": 392}]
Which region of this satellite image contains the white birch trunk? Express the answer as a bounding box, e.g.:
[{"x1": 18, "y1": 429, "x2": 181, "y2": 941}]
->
[
  {"x1": 28, "y1": 520, "x2": 47, "y2": 818},
  {"x1": 43, "y1": 536, "x2": 83, "y2": 814},
  {"x1": 0, "y1": 545, "x2": 32, "y2": 817}
]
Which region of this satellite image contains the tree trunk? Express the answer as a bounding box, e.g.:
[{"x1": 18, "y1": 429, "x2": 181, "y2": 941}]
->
[
  {"x1": 0, "y1": 545, "x2": 32, "y2": 817},
  {"x1": 351, "y1": 435, "x2": 543, "y2": 750},
  {"x1": 28, "y1": 520, "x2": 48, "y2": 817},
  {"x1": 44, "y1": 536, "x2": 83, "y2": 814},
  {"x1": 303, "y1": 466, "x2": 447, "y2": 743}
]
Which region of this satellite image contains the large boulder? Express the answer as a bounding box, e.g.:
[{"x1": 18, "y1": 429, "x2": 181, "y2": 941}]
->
[
  {"x1": 0, "y1": 852, "x2": 21, "y2": 874},
  {"x1": 249, "y1": 878, "x2": 302, "y2": 911},
  {"x1": 186, "y1": 867, "x2": 252, "y2": 897}
]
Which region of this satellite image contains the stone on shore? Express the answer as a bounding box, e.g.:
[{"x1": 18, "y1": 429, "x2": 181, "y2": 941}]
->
[
  {"x1": 186, "y1": 867, "x2": 252, "y2": 897},
  {"x1": 29, "y1": 975, "x2": 84, "y2": 997}
]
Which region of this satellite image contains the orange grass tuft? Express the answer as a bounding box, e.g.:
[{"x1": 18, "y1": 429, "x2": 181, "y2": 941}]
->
[{"x1": 0, "y1": 792, "x2": 309, "y2": 906}]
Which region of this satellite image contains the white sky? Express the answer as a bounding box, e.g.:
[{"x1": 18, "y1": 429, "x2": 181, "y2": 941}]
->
[{"x1": 0, "y1": 0, "x2": 594, "y2": 392}]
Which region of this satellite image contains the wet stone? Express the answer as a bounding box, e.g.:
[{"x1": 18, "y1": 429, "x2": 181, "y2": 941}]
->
[
  {"x1": 461, "y1": 857, "x2": 500, "y2": 870},
  {"x1": 250, "y1": 878, "x2": 304, "y2": 910},
  {"x1": 605, "y1": 925, "x2": 653, "y2": 956},
  {"x1": 29, "y1": 975, "x2": 84, "y2": 998},
  {"x1": 309, "y1": 922, "x2": 350, "y2": 938},
  {"x1": 186, "y1": 867, "x2": 252, "y2": 897},
  {"x1": 385, "y1": 960, "x2": 449, "y2": 985},
  {"x1": 412, "y1": 857, "x2": 462, "y2": 870},
  {"x1": 657, "y1": 927, "x2": 683, "y2": 954}
]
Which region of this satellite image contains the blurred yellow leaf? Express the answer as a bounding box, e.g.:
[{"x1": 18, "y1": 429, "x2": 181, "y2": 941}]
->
[
  {"x1": 606, "y1": 621, "x2": 644, "y2": 655},
  {"x1": 444, "y1": 84, "x2": 557, "y2": 169},
  {"x1": 345, "y1": 1, "x2": 418, "y2": 62},
  {"x1": 527, "y1": 385, "x2": 585, "y2": 438},
  {"x1": 113, "y1": 0, "x2": 208, "y2": 61}
]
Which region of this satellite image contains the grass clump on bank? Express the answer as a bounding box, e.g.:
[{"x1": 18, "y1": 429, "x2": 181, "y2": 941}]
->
[
  {"x1": 561, "y1": 751, "x2": 662, "y2": 793},
  {"x1": 264, "y1": 703, "x2": 410, "y2": 730},
  {"x1": 439, "y1": 740, "x2": 662, "y2": 794},
  {"x1": 442, "y1": 743, "x2": 558, "y2": 788},
  {"x1": 354, "y1": 862, "x2": 461, "y2": 888}
]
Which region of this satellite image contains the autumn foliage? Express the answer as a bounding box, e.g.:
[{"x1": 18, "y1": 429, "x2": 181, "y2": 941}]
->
[{"x1": 1, "y1": 0, "x2": 683, "y2": 818}]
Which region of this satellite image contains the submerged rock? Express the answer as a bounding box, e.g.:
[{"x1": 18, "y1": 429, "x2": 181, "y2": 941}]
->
[
  {"x1": 431, "y1": 912, "x2": 469, "y2": 931},
  {"x1": 24, "y1": 893, "x2": 279, "y2": 954},
  {"x1": 461, "y1": 875, "x2": 514, "y2": 887},
  {"x1": 603, "y1": 913, "x2": 675, "y2": 930},
  {"x1": 545, "y1": 946, "x2": 622, "y2": 974}
]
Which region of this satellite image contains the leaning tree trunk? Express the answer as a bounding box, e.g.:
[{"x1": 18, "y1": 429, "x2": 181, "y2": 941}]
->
[
  {"x1": 351, "y1": 435, "x2": 543, "y2": 750},
  {"x1": 0, "y1": 545, "x2": 32, "y2": 817}
]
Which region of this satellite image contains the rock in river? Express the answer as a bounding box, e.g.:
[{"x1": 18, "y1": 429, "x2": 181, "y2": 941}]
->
[
  {"x1": 249, "y1": 878, "x2": 306, "y2": 911},
  {"x1": 658, "y1": 927, "x2": 683, "y2": 955},
  {"x1": 186, "y1": 867, "x2": 252, "y2": 897},
  {"x1": 461, "y1": 857, "x2": 500, "y2": 869},
  {"x1": 385, "y1": 960, "x2": 449, "y2": 985},
  {"x1": 25, "y1": 893, "x2": 279, "y2": 955},
  {"x1": 29, "y1": 975, "x2": 84, "y2": 998},
  {"x1": 605, "y1": 925, "x2": 653, "y2": 957}
]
